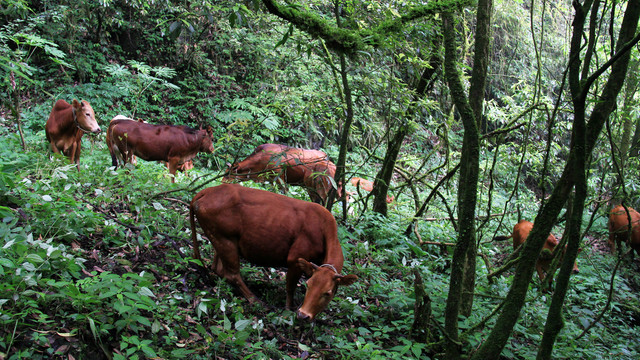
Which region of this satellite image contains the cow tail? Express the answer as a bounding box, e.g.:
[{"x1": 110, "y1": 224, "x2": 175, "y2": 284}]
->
[
  {"x1": 106, "y1": 124, "x2": 118, "y2": 169},
  {"x1": 190, "y1": 202, "x2": 202, "y2": 262}
]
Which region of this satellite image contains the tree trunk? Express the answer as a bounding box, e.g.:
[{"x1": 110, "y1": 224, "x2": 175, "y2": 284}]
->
[
  {"x1": 460, "y1": 0, "x2": 492, "y2": 318},
  {"x1": 8, "y1": 76, "x2": 26, "y2": 151},
  {"x1": 442, "y1": 0, "x2": 490, "y2": 352},
  {"x1": 631, "y1": 117, "x2": 640, "y2": 158},
  {"x1": 328, "y1": 52, "x2": 353, "y2": 209},
  {"x1": 618, "y1": 59, "x2": 639, "y2": 168},
  {"x1": 372, "y1": 53, "x2": 441, "y2": 216},
  {"x1": 326, "y1": 6, "x2": 354, "y2": 212},
  {"x1": 372, "y1": 126, "x2": 404, "y2": 216}
]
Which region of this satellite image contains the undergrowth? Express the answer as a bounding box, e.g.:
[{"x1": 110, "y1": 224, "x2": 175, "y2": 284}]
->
[{"x1": 1, "y1": 111, "x2": 639, "y2": 359}]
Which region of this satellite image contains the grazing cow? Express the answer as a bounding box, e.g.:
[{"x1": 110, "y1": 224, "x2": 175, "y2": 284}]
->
[
  {"x1": 223, "y1": 144, "x2": 340, "y2": 204},
  {"x1": 45, "y1": 99, "x2": 102, "y2": 170},
  {"x1": 349, "y1": 177, "x2": 394, "y2": 203},
  {"x1": 106, "y1": 116, "x2": 214, "y2": 182},
  {"x1": 608, "y1": 205, "x2": 640, "y2": 256},
  {"x1": 496, "y1": 220, "x2": 579, "y2": 289},
  {"x1": 190, "y1": 184, "x2": 357, "y2": 320}
]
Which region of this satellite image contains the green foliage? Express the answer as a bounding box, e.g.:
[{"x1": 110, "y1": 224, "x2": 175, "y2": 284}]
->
[
  {"x1": 3, "y1": 96, "x2": 640, "y2": 359},
  {"x1": 103, "y1": 60, "x2": 179, "y2": 118},
  {"x1": 1, "y1": 0, "x2": 640, "y2": 359}
]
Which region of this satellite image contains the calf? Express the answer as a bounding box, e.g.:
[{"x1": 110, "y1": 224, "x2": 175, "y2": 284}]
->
[
  {"x1": 608, "y1": 205, "x2": 640, "y2": 256},
  {"x1": 496, "y1": 220, "x2": 579, "y2": 289},
  {"x1": 106, "y1": 116, "x2": 214, "y2": 182},
  {"x1": 190, "y1": 184, "x2": 357, "y2": 320},
  {"x1": 224, "y1": 144, "x2": 339, "y2": 204},
  {"x1": 349, "y1": 177, "x2": 394, "y2": 203},
  {"x1": 45, "y1": 99, "x2": 102, "y2": 170}
]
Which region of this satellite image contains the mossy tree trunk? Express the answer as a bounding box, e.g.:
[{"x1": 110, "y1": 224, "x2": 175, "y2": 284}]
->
[
  {"x1": 442, "y1": 0, "x2": 492, "y2": 356},
  {"x1": 618, "y1": 59, "x2": 639, "y2": 168},
  {"x1": 472, "y1": 0, "x2": 640, "y2": 358},
  {"x1": 328, "y1": 50, "x2": 354, "y2": 211}
]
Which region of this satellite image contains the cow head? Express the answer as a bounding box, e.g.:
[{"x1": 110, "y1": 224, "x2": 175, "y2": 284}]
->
[
  {"x1": 72, "y1": 99, "x2": 101, "y2": 134},
  {"x1": 296, "y1": 258, "x2": 357, "y2": 321},
  {"x1": 222, "y1": 161, "x2": 256, "y2": 182},
  {"x1": 199, "y1": 126, "x2": 215, "y2": 153}
]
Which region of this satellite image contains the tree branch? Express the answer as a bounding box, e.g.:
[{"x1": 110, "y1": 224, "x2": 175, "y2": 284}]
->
[{"x1": 260, "y1": 0, "x2": 474, "y2": 53}]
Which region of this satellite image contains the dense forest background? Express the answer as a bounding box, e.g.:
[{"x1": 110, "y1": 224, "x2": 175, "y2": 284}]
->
[{"x1": 1, "y1": 0, "x2": 640, "y2": 359}]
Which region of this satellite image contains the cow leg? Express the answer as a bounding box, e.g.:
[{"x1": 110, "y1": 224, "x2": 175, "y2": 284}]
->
[
  {"x1": 73, "y1": 141, "x2": 82, "y2": 171},
  {"x1": 285, "y1": 264, "x2": 303, "y2": 310},
  {"x1": 608, "y1": 231, "x2": 617, "y2": 253},
  {"x1": 225, "y1": 269, "x2": 260, "y2": 304},
  {"x1": 49, "y1": 141, "x2": 61, "y2": 154},
  {"x1": 207, "y1": 235, "x2": 260, "y2": 303},
  {"x1": 67, "y1": 142, "x2": 80, "y2": 170},
  {"x1": 536, "y1": 265, "x2": 547, "y2": 285},
  {"x1": 167, "y1": 159, "x2": 178, "y2": 183},
  {"x1": 307, "y1": 189, "x2": 323, "y2": 205},
  {"x1": 211, "y1": 253, "x2": 225, "y2": 277}
]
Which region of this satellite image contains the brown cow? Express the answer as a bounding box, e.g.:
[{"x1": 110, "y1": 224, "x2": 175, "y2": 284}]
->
[
  {"x1": 106, "y1": 116, "x2": 214, "y2": 182},
  {"x1": 190, "y1": 184, "x2": 357, "y2": 320},
  {"x1": 45, "y1": 99, "x2": 102, "y2": 170},
  {"x1": 349, "y1": 177, "x2": 394, "y2": 203},
  {"x1": 496, "y1": 220, "x2": 579, "y2": 289},
  {"x1": 223, "y1": 144, "x2": 340, "y2": 204},
  {"x1": 608, "y1": 205, "x2": 640, "y2": 256}
]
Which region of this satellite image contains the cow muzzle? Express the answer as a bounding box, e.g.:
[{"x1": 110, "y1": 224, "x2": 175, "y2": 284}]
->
[
  {"x1": 296, "y1": 308, "x2": 314, "y2": 321},
  {"x1": 78, "y1": 123, "x2": 102, "y2": 134}
]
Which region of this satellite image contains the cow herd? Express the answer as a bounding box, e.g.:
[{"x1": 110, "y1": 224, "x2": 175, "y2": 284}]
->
[
  {"x1": 44, "y1": 99, "x2": 362, "y2": 319},
  {"x1": 44, "y1": 99, "x2": 640, "y2": 319}
]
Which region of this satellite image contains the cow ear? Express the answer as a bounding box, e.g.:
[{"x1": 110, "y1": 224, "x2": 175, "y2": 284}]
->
[
  {"x1": 297, "y1": 258, "x2": 317, "y2": 276},
  {"x1": 336, "y1": 274, "x2": 358, "y2": 286},
  {"x1": 72, "y1": 99, "x2": 81, "y2": 108}
]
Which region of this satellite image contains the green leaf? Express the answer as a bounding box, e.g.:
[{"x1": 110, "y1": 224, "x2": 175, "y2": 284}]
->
[
  {"x1": 134, "y1": 315, "x2": 151, "y2": 327},
  {"x1": 0, "y1": 258, "x2": 15, "y2": 268},
  {"x1": 141, "y1": 346, "x2": 158, "y2": 358},
  {"x1": 88, "y1": 317, "x2": 98, "y2": 341},
  {"x1": 152, "y1": 202, "x2": 165, "y2": 210},
  {"x1": 26, "y1": 253, "x2": 45, "y2": 263},
  {"x1": 235, "y1": 319, "x2": 251, "y2": 331},
  {"x1": 138, "y1": 286, "x2": 155, "y2": 298}
]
